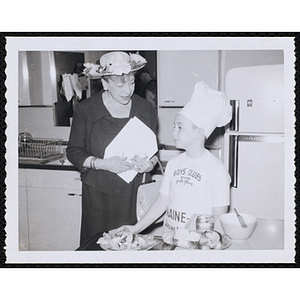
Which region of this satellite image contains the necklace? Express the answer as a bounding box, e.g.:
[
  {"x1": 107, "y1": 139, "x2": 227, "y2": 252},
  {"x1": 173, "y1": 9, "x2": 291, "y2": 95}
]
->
[{"x1": 104, "y1": 91, "x2": 131, "y2": 106}]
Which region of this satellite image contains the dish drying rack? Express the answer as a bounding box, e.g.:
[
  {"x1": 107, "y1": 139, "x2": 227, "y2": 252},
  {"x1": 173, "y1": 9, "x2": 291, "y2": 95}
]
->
[{"x1": 19, "y1": 138, "x2": 63, "y2": 164}]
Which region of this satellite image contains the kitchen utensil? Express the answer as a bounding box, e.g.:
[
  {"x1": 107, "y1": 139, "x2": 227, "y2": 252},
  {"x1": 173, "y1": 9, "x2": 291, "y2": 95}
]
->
[
  {"x1": 19, "y1": 137, "x2": 63, "y2": 163},
  {"x1": 234, "y1": 208, "x2": 248, "y2": 228},
  {"x1": 219, "y1": 213, "x2": 257, "y2": 240}
]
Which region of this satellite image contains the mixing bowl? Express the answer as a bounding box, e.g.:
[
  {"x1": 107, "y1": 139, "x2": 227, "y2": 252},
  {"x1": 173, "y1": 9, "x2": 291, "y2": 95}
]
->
[{"x1": 219, "y1": 212, "x2": 257, "y2": 240}]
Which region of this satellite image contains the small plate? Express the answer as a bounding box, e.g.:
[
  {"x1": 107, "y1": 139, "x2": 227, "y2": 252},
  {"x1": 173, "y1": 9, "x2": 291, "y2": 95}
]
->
[
  {"x1": 219, "y1": 235, "x2": 232, "y2": 250},
  {"x1": 98, "y1": 234, "x2": 157, "y2": 251},
  {"x1": 173, "y1": 232, "x2": 231, "y2": 250}
]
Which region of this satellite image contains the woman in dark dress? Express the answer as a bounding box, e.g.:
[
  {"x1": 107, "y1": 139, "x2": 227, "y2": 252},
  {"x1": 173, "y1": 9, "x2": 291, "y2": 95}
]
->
[{"x1": 66, "y1": 52, "x2": 158, "y2": 246}]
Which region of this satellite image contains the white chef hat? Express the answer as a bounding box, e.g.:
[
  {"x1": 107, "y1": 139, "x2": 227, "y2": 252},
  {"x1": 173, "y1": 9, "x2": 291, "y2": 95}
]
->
[{"x1": 179, "y1": 81, "x2": 232, "y2": 138}]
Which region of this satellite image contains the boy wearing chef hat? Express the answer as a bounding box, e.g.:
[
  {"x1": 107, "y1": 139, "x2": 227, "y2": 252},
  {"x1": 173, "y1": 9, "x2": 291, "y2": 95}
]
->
[{"x1": 112, "y1": 81, "x2": 232, "y2": 244}]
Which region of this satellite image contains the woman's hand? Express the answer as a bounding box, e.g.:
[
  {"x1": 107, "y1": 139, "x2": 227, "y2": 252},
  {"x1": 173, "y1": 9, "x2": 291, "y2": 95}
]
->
[
  {"x1": 101, "y1": 156, "x2": 134, "y2": 174},
  {"x1": 162, "y1": 230, "x2": 175, "y2": 245},
  {"x1": 131, "y1": 155, "x2": 153, "y2": 173}
]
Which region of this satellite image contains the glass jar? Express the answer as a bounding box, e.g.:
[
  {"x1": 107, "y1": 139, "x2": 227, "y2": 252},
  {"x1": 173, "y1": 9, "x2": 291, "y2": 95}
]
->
[{"x1": 196, "y1": 215, "x2": 215, "y2": 231}]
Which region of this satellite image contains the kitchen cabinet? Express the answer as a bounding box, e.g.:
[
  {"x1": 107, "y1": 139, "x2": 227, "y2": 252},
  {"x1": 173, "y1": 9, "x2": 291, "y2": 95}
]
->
[
  {"x1": 18, "y1": 51, "x2": 56, "y2": 106},
  {"x1": 156, "y1": 50, "x2": 221, "y2": 154},
  {"x1": 157, "y1": 50, "x2": 219, "y2": 107},
  {"x1": 19, "y1": 169, "x2": 29, "y2": 250},
  {"x1": 219, "y1": 50, "x2": 284, "y2": 92},
  {"x1": 19, "y1": 169, "x2": 82, "y2": 251}
]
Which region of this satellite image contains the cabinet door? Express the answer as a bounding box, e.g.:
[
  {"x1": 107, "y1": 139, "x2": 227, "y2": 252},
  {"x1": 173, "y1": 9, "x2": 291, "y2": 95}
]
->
[
  {"x1": 26, "y1": 169, "x2": 82, "y2": 189},
  {"x1": 18, "y1": 52, "x2": 31, "y2": 106},
  {"x1": 19, "y1": 169, "x2": 29, "y2": 250},
  {"x1": 19, "y1": 186, "x2": 29, "y2": 251},
  {"x1": 19, "y1": 51, "x2": 56, "y2": 106},
  {"x1": 27, "y1": 187, "x2": 81, "y2": 251},
  {"x1": 25, "y1": 169, "x2": 82, "y2": 251},
  {"x1": 157, "y1": 50, "x2": 219, "y2": 107}
]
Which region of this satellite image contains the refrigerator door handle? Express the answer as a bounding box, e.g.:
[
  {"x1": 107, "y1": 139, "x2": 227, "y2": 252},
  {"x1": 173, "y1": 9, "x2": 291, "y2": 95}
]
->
[
  {"x1": 229, "y1": 135, "x2": 239, "y2": 188},
  {"x1": 230, "y1": 100, "x2": 240, "y2": 131}
]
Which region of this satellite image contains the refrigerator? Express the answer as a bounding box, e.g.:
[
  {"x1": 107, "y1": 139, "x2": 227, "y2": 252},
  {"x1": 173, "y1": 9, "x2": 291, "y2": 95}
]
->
[{"x1": 224, "y1": 64, "x2": 284, "y2": 220}]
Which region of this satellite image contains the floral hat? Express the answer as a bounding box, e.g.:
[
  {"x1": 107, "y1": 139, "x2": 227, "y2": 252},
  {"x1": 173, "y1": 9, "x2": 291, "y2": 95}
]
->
[{"x1": 83, "y1": 51, "x2": 147, "y2": 77}]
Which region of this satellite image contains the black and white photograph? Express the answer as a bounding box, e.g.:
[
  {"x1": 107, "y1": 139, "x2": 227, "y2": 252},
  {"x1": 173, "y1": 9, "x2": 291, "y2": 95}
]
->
[{"x1": 4, "y1": 36, "x2": 296, "y2": 264}]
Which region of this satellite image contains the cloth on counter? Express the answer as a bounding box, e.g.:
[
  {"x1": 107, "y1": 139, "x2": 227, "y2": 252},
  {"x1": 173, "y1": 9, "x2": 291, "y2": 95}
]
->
[
  {"x1": 70, "y1": 74, "x2": 82, "y2": 99},
  {"x1": 60, "y1": 74, "x2": 74, "y2": 101}
]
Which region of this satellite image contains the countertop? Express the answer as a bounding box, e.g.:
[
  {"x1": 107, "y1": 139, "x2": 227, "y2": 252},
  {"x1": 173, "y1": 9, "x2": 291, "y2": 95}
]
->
[
  {"x1": 19, "y1": 158, "x2": 166, "y2": 174},
  {"x1": 76, "y1": 218, "x2": 284, "y2": 251},
  {"x1": 18, "y1": 148, "x2": 176, "y2": 172},
  {"x1": 19, "y1": 158, "x2": 79, "y2": 171}
]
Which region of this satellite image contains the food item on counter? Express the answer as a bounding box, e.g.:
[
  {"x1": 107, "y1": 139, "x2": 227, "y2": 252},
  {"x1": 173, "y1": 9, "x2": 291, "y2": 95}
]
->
[
  {"x1": 188, "y1": 231, "x2": 201, "y2": 242},
  {"x1": 174, "y1": 228, "x2": 189, "y2": 240},
  {"x1": 97, "y1": 232, "x2": 154, "y2": 251},
  {"x1": 173, "y1": 228, "x2": 228, "y2": 250},
  {"x1": 173, "y1": 228, "x2": 201, "y2": 248},
  {"x1": 198, "y1": 230, "x2": 223, "y2": 250}
]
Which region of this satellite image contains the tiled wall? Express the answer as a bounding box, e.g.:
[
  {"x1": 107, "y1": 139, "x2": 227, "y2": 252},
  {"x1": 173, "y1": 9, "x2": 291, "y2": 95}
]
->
[{"x1": 19, "y1": 107, "x2": 71, "y2": 141}]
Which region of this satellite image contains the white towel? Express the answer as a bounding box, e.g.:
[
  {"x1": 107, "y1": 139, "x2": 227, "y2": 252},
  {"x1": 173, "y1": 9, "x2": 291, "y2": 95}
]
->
[
  {"x1": 60, "y1": 73, "x2": 82, "y2": 101},
  {"x1": 60, "y1": 74, "x2": 74, "y2": 101},
  {"x1": 70, "y1": 74, "x2": 82, "y2": 100}
]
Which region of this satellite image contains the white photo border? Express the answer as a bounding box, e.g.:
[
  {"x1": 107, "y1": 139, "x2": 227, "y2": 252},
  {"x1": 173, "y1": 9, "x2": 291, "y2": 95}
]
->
[{"x1": 3, "y1": 34, "x2": 297, "y2": 265}]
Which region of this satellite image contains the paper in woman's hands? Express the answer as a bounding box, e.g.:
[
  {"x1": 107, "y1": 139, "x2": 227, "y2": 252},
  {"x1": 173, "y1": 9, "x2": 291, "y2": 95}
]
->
[{"x1": 104, "y1": 117, "x2": 158, "y2": 183}]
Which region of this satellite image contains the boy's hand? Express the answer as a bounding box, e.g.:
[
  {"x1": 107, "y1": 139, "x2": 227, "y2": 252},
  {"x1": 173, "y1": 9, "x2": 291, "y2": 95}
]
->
[{"x1": 109, "y1": 225, "x2": 136, "y2": 236}]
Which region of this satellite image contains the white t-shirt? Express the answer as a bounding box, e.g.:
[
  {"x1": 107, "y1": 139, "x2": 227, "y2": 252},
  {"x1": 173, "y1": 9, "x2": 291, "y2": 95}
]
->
[{"x1": 160, "y1": 150, "x2": 231, "y2": 233}]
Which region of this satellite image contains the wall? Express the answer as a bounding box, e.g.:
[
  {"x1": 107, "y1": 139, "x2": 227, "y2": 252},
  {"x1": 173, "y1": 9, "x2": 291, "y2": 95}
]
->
[
  {"x1": 157, "y1": 50, "x2": 219, "y2": 107},
  {"x1": 220, "y1": 50, "x2": 284, "y2": 92},
  {"x1": 18, "y1": 50, "x2": 284, "y2": 142},
  {"x1": 26, "y1": 51, "x2": 44, "y2": 105},
  {"x1": 19, "y1": 107, "x2": 71, "y2": 140},
  {"x1": 18, "y1": 50, "x2": 156, "y2": 141},
  {"x1": 83, "y1": 51, "x2": 107, "y2": 64},
  {"x1": 19, "y1": 51, "x2": 95, "y2": 140},
  {"x1": 19, "y1": 51, "x2": 54, "y2": 106}
]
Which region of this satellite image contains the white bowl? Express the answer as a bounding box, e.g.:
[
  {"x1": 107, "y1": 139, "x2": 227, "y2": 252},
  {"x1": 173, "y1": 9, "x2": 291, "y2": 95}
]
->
[{"x1": 219, "y1": 213, "x2": 257, "y2": 240}]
